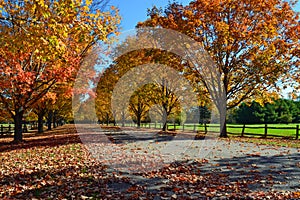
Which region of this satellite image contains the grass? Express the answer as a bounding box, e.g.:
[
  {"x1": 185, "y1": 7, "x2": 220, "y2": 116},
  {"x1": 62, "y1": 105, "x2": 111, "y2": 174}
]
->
[
  {"x1": 119, "y1": 122, "x2": 300, "y2": 139},
  {"x1": 226, "y1": 123, "x2": 299, "y2": 138},
  {"x1": 0, "y1": 123, "x2": 14, "y2": 127}
]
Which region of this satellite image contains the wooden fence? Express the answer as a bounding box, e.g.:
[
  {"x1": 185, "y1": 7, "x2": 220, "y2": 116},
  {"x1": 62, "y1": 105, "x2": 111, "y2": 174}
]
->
[
  {"x1": 2, "y1": 122, "x2": 299, "y2": 139},
  {"x1": 117, "y1": 123, "x2": 300, "y2": 140},
  {"x1": 227, "y1": 124, "x2": 299, "y2": 139},
  {"x1": 0, "y1": 124, "x2": 13, "y2": 135},
  {"x1": 0, "y1": 123, "x2": 38, "y2": 136}
]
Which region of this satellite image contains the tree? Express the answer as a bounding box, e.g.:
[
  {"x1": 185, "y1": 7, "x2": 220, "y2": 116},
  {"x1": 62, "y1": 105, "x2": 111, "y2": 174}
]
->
[
  {"x1": 33, "y1": 92, "x2": 57, "y2": 133},
  {"x1": 294, "y1": 101, "x2": 300, "y2": 122},
  {"x1": 128, "y1": 86, "x2": 152, "y2": 127},
  {"x1": 150, "y1": 79, "x2": 182, "y2": 131},
  {"x1": 96, "y1": 34, "x2": 200, "y2": 130},
  {"x1": 33, "y1": 83, "x2": 73, "y2": 133},
  {"x1": 95, "y1": 63, "x2": 119, "y2": 125},
  {"x1": 236, "y1": 102, "x2": 265, "y2": 124},
  {"x1": 198, "y1": 106, "x2": 211, "y2": 124},
  {"x1": 138, "y1": 0, "x2": 299, "y2": 136},
  {"x1": 263, "y1": 102, "x2": 278, "y2": 123},
  {"x1": 0, "y1": 103, "x2": 12, "y2": 123},
  {"x1": 284, "y1": 99, "x2": 299, "y2": 123},
  {"x1": 230, "y1": 98, "x2": 300, "y2": 124},
  {"x1": 274, "y1": 99, "x2": 293, "y2": 123},
  {"x1": 0, "y1": 0, "x2": 120, "y2": 142}
]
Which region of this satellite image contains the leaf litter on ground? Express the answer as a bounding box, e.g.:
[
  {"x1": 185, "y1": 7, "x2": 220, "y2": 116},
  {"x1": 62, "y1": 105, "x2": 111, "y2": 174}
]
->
[{"x1": 0, "y1": 125, "x2": 299, "y2": 199}]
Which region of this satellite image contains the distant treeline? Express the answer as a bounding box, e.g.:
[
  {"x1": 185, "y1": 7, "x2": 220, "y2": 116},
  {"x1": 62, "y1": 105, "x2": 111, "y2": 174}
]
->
[{"x1": 227, "y1": 99, "x2": 300, "y2": 124}]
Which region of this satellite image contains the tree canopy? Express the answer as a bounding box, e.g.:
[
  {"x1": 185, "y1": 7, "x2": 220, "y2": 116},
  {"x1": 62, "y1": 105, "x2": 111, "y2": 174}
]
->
[
  {"x1": 0, "y1": 0, "x2": 120, "y2": 141},
  {"x1": 138, "y1": 0, "x2": 300, "y2": 136}
]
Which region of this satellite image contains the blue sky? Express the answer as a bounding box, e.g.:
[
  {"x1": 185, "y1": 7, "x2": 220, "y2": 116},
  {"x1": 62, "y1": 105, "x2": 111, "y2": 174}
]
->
[
  {"x1": 109, "y1": 0, "x2": 191, "y2": 31},
  {"x1": 109, "y1": 0, "x2": 300, "y2": 31}
]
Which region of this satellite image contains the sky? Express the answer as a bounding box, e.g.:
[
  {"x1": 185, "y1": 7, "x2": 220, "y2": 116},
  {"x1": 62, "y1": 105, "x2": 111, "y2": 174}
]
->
[
  {"x1": 109, "y1": 0, "x2": 191, "y2": 31},
  {"x1": 109, "y1": 0, "x2": 300, "y2": 31}
]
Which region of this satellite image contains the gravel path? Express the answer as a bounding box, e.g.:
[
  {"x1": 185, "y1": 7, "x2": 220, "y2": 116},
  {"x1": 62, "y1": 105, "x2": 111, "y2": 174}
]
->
[{"x1": 78, "y1": 127, "x2": 300, "y2": 197}]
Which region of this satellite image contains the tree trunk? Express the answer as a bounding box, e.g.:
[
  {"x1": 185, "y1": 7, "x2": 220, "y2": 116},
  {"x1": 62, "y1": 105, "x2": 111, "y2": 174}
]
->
[
  {"x1": 121, "y1": 111, "x2": 125, "y2": 127},
  {"x1": 137, "y1": 115, "x2": 141, "y2": 128},
  {"x1": 162, "y1": 122, "x2": 167, "y2": 131},
  {"x1": 47, "y1": 110, "x2": 53, "y2": 130},
  {"x1": 106, "y1": 113, "x2": 109, "y2": 125},
  {"x1": 14, "y1": 111, "x2": 24, "y2": 142},
  {"x1": 218, "y1": 98, "x2": 227, "y2": 137},
  {"x1": 162, "y1": 108, "x2": 167, "y2": 131},
  {"x1": 220, "y1": 118, "x2": 228, "y2": 137},
  {"x1": 38, "y1": 112, "x2": 44, "y2": 133},
  {"x1": 53, "y1": 110, "x2": 57, "y2": 128}
]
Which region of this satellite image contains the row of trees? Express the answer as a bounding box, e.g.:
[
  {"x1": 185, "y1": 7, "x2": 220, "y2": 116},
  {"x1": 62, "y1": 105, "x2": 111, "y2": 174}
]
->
[
  {"x1": 93, "y1": 0, "x2": 299, "y2": 137},
  {"x1": 94, "y1": 48, "x2": 199, "y2": 131},
  {"x1": 1, "y1": 0, "x2": 299, "y2": 140},
  {"x1": 136, "y1": 0, "x2": 299, "y2": 137},
  {"x1": 0, "y1": 0, "x2": 120, "y2": 141},
  {"x1": 228, "y1": 99, "x2": 300, "y2": 124}
]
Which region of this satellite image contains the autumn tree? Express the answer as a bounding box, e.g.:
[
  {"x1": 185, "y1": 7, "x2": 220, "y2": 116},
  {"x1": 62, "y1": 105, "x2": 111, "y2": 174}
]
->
[
  {"x1": 128, "y1": 85, "x2": 152, "y2": 127},
  {"x1": 138, "y1": 0, "x2": 300, "y2": 136},
  {"x1": 146, "y1": 78, "x2": 182, "y2": 131},
  {"x1": 0, "y1": 103, "x2": 12, "y2": 123},
  {"x1": 33, "y1": 83, "x2": 73, "y2": 133},
  {"x1": 51, "y1": 93, "x2": 73, "y2": 127},
  {"x1": 33, "y1": 92, "x2": 57, "y2": 133},
  {"x1": 96, "y1": 43, "x2": 198, "y2": 130},
  {"x1": 95, "y1": 63, "x2": 119, "y2": 125},
  {"x1": 0, "y1": 0, "x2": 120, "y2": 142}
]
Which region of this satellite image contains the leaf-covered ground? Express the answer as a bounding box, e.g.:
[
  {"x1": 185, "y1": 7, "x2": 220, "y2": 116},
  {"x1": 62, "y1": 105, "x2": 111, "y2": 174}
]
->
[{"x1": 0, "y1": 125, "x2": 300, "y2": 199}]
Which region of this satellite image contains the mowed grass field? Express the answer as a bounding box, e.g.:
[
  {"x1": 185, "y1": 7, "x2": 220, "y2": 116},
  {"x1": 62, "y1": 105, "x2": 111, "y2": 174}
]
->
[
  {"x1": 226, "y1": 124, "x2": 299, "y2": 138},
  {"x1": 0, "y1": 123, "x2": 14, "y2": 127},
  {"x1": 138, "y1": 123, "x2": 300, "y2": 138}
]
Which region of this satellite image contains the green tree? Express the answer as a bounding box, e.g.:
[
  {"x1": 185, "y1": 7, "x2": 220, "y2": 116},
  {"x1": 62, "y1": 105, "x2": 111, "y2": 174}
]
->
[
  {"x1": 263, "y1": 102, "x2": 278, "y2": 124},
  {"x1": 236, "y1": 102, "x2": 264, "y2": 124},
  {"x1": 275, "y1": 99, "x2": 293, "y2": 124},
  {"x1": 294, "y1": 101, "x2": 300, "y2": 122}
]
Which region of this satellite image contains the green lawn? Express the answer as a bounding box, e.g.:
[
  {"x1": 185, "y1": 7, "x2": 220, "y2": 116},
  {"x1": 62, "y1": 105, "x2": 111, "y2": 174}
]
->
[
  {"x1": 226, "y1": 123, "x2": 299, "y2": 138},
  {"x1": 0, "y1": 123, "x2": 14, "y2": 127},
  {"x1": 133, "y1": 123, "x2": 300, "y2": 138}
]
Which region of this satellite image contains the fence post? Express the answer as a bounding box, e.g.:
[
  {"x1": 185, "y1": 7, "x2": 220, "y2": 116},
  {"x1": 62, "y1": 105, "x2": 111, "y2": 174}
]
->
[
  {"x1": 264, "y1": 124, "x2": 268, "y2": 138},
  {"x1": 1, "y1": 125, "x2": 3, "y2": 133},
  {"x1": 8, "y1": 125, "x2": 11, "y2": 132},
  {"x1": 204, "y1": 123, "x2": 207, "y2": 134},
  {"x1": 241, "y1": 124, "x2": 245, "y2": 137},
  {"x1": 174, "y1": 122, "x2": 176, "y2": 131},
  {"x1": 182, "y1": 124, "x2": 184, "y2": 131},
  {"x1": 296, "y1": 125, "x2": 299, "y2": 140},
  {"x1": 23, "y1": 123, "x2": 28, "y2": 133},
  {"x1": 193, "y1": 124, "x2": 196, "y2": 132}
]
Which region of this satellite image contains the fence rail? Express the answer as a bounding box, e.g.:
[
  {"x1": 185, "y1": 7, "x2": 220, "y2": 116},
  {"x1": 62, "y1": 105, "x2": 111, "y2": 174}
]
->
[
  {"x1": 104, "y1": 123, "x2": 300, "y2": 140},
  {"x1": 2, "y1": 122, "x2": 299, "y2": 139},
  {"x1": 0, "y1": 125, "x2": 13, "y2": 135},
  {"x1": 0, "y1": 123, "x2": 38, "y2": 136}
]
